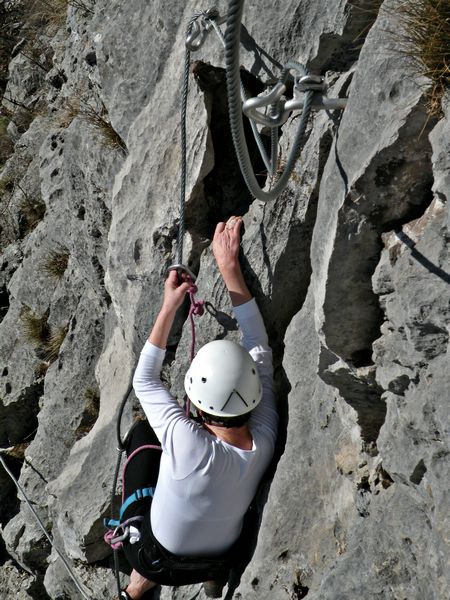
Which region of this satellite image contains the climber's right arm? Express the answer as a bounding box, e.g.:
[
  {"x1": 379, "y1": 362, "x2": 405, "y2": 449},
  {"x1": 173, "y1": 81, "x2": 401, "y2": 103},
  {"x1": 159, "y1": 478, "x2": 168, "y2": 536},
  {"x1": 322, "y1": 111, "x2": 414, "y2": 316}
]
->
[
  {"x1": 213, "y1": 218, "x2": 278, "y2": 444},
  {"x1": 212, "y1": 219, "x2": 252, "y2": 307}
]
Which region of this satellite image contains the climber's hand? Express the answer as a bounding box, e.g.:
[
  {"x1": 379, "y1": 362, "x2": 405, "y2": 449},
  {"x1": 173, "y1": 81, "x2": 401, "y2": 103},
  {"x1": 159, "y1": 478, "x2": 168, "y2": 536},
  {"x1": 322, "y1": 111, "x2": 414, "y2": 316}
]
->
[
  {"x1": 162, "y1": 270, "x2": 190, "y2": 312},
  {"x1": 213, "y1": 216, "x2": 243, "y2": 273},
  {"x1": 213, "y1": 217, "x2": 251, "y2": 306}
]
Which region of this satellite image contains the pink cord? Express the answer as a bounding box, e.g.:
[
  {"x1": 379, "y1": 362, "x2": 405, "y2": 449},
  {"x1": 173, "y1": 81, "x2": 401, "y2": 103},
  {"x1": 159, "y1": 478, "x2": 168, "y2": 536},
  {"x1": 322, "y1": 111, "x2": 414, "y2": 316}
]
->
[
  {"x1": 121, "y1": 444, "x2": 162, "y2": 502},
  {"x1": 104, "y1": 529, "x2": 123, "y2": 550}
]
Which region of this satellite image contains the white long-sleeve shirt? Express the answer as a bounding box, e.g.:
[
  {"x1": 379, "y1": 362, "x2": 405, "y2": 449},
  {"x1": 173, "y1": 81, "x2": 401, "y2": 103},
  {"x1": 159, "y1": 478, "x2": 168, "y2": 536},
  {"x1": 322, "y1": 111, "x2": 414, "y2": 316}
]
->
[{"x1": 133, "y1": 298, "x2": 278, "y2": 556}]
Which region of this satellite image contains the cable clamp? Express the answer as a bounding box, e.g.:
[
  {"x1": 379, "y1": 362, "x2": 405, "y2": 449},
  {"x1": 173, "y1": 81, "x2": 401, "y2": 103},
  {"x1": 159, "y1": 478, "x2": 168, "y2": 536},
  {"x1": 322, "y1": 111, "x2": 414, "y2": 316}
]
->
[{"x1": 295, "y1": 74, "x2": 325, "y2": 92}]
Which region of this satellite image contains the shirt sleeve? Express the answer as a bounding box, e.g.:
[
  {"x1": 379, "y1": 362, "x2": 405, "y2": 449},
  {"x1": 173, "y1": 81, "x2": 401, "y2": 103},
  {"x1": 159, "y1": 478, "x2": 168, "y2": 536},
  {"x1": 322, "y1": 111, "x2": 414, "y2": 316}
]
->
[
  {"x1": 132, "y1": 343, "x2": 211, "y2": 479},
  {"x1": 233, "y1": 298, "x2": 278, "y2": 447}
]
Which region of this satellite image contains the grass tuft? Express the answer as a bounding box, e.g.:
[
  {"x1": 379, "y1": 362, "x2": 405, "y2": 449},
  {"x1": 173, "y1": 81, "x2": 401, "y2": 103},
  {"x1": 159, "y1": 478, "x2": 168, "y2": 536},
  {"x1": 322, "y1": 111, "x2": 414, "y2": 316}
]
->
[
  {"x1": 0, "y1": 116, "x2": 14, "y2": 166},
  {"x1": 75, "y1": 387, "x2": 100, "y2": 439},
  {"x1": 21, "y1": 307, "x2": 68, "y2": 363},
  {"x1": 19, "y1": 194, "x2": 46, "y2": 237},
  {"x1": 0, "y1": 175, "x2": 15, "y2": 196},
  {"x1": 1, "y1": 178, "x2": 45, "y2": 248},
  {"x1": 21, "y1": 308, "x2": 50, "y2": 345},
  {"x1": 61, "y1": 99, "x2": 128, "y2": 155},
  {"x1": 394, "y1": 0, "x2": 450, "y2": 114},
  {"x1": 35, "y1": 361, "x2": 50, "y2": 379},
  {"x1": 29, "y1": 0, "x2": 68, "y2": 29},
  {"x1": 26, "y1": 0, "x2": 93, "y2": 31},
  {"x1": 0, "y1": 175, "x2": 15, "y2": 249},
  {"x1": 43, "y1": 325, "x2": 68, "y2": 363},
  {"x1": 41, "y1": 249, "x2": 69, "y2": 279}
]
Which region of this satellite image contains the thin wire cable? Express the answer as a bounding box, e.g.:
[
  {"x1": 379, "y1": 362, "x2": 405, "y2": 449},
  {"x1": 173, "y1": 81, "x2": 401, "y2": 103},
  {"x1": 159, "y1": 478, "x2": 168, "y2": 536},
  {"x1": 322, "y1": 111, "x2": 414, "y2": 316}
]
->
[
  {"x1": 207, "y1": 18, "x2": 274, "y2": 174},
  {"x1": 112, "y1": 446, "x2": 125, "y2": 597},
  {"x1": 111, "y1": 379, "x2": 137, "y2": 596},
  {"x1": 0, "y1": 455, "x2": 91, "y2": 600},
  {"x1": 178, "y1": 22, "x2": 191, "y2": 265},
  {"x1": 178, "y1": 11, "x2": 207, "y2": 265},
  {"x1": 178, "y1": 10, "x2": 286, "y2": 262},
  {"x1": 270, "y1": 102, "x2": 279, "y2": 177}
]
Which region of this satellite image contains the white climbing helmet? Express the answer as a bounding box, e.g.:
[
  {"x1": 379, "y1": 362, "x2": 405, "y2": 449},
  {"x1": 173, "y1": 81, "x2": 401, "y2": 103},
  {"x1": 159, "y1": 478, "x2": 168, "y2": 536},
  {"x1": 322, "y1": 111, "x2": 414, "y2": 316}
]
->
[{"x1": 184, "y1": 340, "x2": 262, "y2": 418}]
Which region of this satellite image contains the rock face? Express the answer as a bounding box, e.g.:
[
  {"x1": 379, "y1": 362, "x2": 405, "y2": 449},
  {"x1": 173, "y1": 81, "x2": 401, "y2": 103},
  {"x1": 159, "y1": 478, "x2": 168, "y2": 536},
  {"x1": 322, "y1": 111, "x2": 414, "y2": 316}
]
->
[{"x1": 0, "y1": 0, "x2": 448, "y2": 599}]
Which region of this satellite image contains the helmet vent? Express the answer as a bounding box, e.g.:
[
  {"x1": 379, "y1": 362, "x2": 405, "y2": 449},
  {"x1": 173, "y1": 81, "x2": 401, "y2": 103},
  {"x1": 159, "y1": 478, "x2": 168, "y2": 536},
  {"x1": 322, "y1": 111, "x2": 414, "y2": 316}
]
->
[
  {"x1": 201, "y1": 377, "x2": 207, "y2": 383},
  {"x1": 252, "y1": 368, "x2": 256, "y2": 374},
  {"x1": 209, "y1": 406, "x2": 214, "y2": 410},
  {"x1": 190, "y1": 377, "x2": 193, "y2": 383}
]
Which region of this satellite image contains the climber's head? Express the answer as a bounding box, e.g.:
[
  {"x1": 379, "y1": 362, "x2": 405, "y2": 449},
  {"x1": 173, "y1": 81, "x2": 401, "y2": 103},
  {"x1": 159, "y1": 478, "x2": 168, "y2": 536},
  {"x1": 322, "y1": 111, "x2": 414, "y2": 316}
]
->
[{"x1": 184, "y1": 340, "x2": 262, "y2": 428}]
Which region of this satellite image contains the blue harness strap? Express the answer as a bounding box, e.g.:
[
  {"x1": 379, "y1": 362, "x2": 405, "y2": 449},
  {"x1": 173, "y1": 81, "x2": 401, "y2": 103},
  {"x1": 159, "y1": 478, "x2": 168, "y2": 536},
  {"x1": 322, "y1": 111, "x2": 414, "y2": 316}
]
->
[
  {"x1": 104, "y1": 517, "x2": 121, "y2": 528},
  {"x1": 119, "y1": 487, "x2": 155, "y2": 520},
  {"x1": 103, "y1": 487, "x2": 155, "y2": 528}
]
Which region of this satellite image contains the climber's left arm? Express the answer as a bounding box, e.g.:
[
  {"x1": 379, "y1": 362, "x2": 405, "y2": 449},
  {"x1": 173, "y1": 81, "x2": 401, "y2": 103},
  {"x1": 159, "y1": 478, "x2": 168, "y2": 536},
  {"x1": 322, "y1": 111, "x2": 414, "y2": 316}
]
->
[
  {"x1": 148, "y1": 270, "x2": 190, "y2": 349},
  {"x1": 133, "y1": 273, "x2": 210, "y2": 475}
]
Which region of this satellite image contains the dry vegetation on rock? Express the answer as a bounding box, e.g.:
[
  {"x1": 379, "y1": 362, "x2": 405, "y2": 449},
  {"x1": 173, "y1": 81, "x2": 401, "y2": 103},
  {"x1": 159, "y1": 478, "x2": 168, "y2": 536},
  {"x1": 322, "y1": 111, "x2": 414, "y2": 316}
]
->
[
  {"x1": 43, "y1": 325, "x2": 68, "y2": 363},
  {"x1": 75, "y1": 387, "x2": 100, "y2": 439},
  {"x1": 0, "y1": 177, "x2": 46, "y2": 249},
  {"x1": 20, "y1": 307, "x2": 50, "y2": 346},
  {"x1": 20, "y1": 307, "x2": 68, "y2": 364},
  {"x1": 40, "y1": 249, "x2": 70, "y2": 279},
  {"x1": 18, "y1": 193, "x2": 46, "y2": 237},
  {"x1": 0, "y1": 116, "x2": 14, "y2": 167},
  {"x1": 23, "y1": 0, "x2": 93, "y2": 32},
  {"x1": 61, "y1": 99, "x2": 128, "y2": 155},
  {"x1": 395, "y1": 0, "x2": 450, "y2": 114}
]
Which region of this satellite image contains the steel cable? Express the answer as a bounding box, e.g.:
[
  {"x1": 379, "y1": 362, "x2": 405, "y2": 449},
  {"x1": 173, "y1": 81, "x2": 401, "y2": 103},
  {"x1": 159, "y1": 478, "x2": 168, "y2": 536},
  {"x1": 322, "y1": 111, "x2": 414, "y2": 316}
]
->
[
  {"x1": 178, "y1": 16, "x2": 196, "y2": 265},
  {"x1": 0, "y1": 455, "x2": 92, "y2": 600},
  {"x1": 112, "y1": 445, "x2": 125, "y2": 597},
  {"x1": 224, "y1": 0, "x2": 314, "y2": 201}
]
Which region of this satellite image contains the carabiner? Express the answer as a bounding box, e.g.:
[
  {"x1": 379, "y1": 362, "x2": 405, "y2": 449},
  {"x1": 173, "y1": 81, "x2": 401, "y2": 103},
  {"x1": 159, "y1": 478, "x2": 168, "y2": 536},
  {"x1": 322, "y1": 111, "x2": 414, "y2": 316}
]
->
[
  {"x1": 186, "y1": 19, "x2": 209, "y2": 51},
  {"x1": 185, "y1": 8, "x2": 226, "y2": 52}
]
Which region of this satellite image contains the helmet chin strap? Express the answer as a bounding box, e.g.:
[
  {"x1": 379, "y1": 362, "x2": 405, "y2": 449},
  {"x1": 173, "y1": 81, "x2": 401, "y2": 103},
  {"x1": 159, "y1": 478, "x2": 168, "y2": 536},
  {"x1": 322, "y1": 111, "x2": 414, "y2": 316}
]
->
[
  {"x1": 199, "y1": 410, "x2": 226, "y2": 428},
  {"x1": 198, "y1": 410, "x2": 250, "y2": 429}
]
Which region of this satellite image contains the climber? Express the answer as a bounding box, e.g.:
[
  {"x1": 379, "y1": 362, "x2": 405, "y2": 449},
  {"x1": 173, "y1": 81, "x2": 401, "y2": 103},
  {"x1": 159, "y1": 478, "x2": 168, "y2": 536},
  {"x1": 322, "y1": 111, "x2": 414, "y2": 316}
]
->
[{"x1": 117, "y1": 217, "x2": 278, "y2": 599}]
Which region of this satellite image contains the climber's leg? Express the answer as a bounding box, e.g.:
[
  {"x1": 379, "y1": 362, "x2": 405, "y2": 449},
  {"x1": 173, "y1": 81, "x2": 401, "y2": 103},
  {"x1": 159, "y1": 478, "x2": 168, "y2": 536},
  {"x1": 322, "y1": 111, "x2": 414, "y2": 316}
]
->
[
  {"x1": 122, "y1": 569, "x2": 156, "y2": 599},
  {"x1": 120, "y1": 420, "x2": 162, "y2": 596}
]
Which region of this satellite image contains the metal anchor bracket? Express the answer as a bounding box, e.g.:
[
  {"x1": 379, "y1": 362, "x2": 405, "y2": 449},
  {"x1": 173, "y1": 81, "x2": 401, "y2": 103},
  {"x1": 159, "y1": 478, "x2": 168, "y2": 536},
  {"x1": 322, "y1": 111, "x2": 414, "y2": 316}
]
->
[
  {"x1": 243, "y1": 74, "x2": 347, "y2": 127},
  {"x1": 185, "y1": 9, "x2": 227, "y2": 51},
  {"x1": 295, "y1": 74, "x2": 325, "y2": 92},
  {"x1": 242, "y1": 82, "x2": 288, "y2": 127},
  {"x1": 284, "y1": 95, "x2": 348, "y2": 112}
]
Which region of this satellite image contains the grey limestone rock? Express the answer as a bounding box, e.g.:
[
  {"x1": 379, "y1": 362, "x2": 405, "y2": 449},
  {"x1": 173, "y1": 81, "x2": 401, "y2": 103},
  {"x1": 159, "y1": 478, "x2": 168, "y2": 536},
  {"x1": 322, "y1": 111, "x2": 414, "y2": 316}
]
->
[{"x1": 0, "y1": 0, "x2": 448, "y2": 598}]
